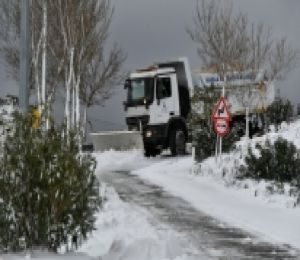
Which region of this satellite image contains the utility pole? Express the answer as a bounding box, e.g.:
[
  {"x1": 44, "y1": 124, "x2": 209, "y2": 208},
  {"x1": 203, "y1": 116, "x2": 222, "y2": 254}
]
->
[{"x1": 20, "y1": 0, "x2": 30, "y2": 113}]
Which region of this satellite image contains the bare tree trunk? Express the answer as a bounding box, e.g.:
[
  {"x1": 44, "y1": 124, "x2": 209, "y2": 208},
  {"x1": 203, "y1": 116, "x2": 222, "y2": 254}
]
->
[
  {"x1": 75, "y1": 76, "x2": 80, "y2": 128},
  {"x1": 72, "y1": 74, "x2": 75, "y2": 128},
  {"x1": 45, "y1": 89, "x2": 55, "y2": 130},
  {"x1": 65, "y1": 73, "x2": 70, "y2": 132},
  {"x1": 41, "y1": 2, "x2": 47, "y2": 109},
  {"x1": 83, "y1": 105, "x2": 88, "y2": 142},
  {"x1": 33, "y1": 34, "x2": 42, "y2": 112},
  {"x1": 34, "y1": 56, "x2": 41, "y2": 109},
  {"x1": 41, "y1": 1, "x2": 47, "y2": 128},
  {"x1": 65, "y1": 47, "x2": 74, "y2": 133},
  {"x1": 75, "y1": 76, "x2": 82, "y2": 150}
]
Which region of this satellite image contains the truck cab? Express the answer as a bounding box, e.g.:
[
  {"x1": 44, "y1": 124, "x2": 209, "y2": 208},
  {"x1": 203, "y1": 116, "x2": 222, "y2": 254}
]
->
[{"x1": 124, "y1": 58, "x2": 193, "y2": 156}]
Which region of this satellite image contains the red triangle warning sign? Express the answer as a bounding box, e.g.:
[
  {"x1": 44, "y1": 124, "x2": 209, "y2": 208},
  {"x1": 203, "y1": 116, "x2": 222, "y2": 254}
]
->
[{"x1": 212, "y1": 96, "x2": 231, "y2": 121}]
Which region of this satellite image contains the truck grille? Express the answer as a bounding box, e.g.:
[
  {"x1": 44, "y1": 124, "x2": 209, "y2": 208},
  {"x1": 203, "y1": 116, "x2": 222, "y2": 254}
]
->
[{"x1": 126, "y1": 115, "x2": 150, "y2": 129}]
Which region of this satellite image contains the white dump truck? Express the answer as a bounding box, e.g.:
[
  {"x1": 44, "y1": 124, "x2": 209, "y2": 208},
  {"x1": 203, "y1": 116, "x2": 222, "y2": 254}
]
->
[
  {"x1": 123, "y1": 57, "x2": 194, "y2": 156},
  {"x1": 91, "y1": 57, "x2": 275, "y2": 155}
]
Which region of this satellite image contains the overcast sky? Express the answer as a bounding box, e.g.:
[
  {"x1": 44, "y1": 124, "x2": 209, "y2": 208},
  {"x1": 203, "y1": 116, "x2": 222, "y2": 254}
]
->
[{"x1": 1, "y1": 0, "x2": 300, "y2": 131}]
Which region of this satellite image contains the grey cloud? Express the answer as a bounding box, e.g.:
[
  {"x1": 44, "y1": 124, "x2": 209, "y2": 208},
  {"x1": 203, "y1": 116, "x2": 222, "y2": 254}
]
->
[{"x1": 1, "y1": 0, "x2": 299, "y2": 131}]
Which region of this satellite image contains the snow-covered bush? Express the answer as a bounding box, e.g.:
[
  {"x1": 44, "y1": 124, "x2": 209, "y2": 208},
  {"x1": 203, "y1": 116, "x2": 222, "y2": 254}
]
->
[
  {"x1": 239, "y1": 138, "x2": 300, "y2": 185},
  {"x1": 266, "y1": 98, "x2": 293, "y2": 131},
  {"x1": 193, "y1": 125, "x2": 239, "y2": 162},
  {"x1": 0, "y1": 113, "x2": 100, "y2": 252},
  {"x1": 190, "y1": 86, "x2": 239, "y2": 162}
]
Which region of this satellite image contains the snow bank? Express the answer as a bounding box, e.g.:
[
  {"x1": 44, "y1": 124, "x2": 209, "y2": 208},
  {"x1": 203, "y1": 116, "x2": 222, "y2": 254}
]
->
[
  {"x1": 268, "y1": 120, "x2": 300, "y2": 148},
  {"x1": 93, "y1": 150, "x2": 150, "y2": 175},
  {"x1": 132, "y1": 156, "x2": 300, "y2": 249},
  {"x1": 90, "y1": 120, "x2": 300, "y2": 252},
  {"x1": 79, "y1": 184, "x2": 195, "y2": 260},
  {"x1": 131, "y1": 120, "x2": 300, "y2": 250}
]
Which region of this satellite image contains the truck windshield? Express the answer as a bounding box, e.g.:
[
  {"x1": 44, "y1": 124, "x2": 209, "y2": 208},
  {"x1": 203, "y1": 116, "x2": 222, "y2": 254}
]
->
[{"x1": 127, "y1": 77, "x2": 154, "y2": 106}]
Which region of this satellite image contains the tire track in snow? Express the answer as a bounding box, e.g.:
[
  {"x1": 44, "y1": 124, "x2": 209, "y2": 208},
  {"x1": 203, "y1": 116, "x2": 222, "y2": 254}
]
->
[{"x1": 101, "y1": 171, "x2": 300, "y2": 259}]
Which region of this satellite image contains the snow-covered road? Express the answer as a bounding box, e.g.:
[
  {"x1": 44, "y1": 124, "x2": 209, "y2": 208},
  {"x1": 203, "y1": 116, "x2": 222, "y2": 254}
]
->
[{"x1": 101, "y1": 170, "x2": 299, "y2": 259}]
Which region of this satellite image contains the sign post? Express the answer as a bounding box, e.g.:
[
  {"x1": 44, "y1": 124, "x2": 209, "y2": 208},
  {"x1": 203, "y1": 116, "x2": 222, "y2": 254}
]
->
[{"x1": 211, "y1": 95, "x2": 231, "y2": 163}]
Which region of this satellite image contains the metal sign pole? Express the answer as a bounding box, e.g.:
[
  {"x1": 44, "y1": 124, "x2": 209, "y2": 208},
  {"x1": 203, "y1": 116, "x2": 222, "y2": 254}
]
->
[
  {"x1": 20, "y1": 0, "x2": 30, "y2": 113},
  {"x1": 212, "y1": 81, "x2": 231, "y2": 164},
  {"x1": 219, "y1": 85, "x2": 225, "y2": 164},
  {"x1": 219, "y1": 134, "x2": 222, "y2": 163},
  {"x1": 215, "y1": 135, "x2": 219, "y2": 162}
]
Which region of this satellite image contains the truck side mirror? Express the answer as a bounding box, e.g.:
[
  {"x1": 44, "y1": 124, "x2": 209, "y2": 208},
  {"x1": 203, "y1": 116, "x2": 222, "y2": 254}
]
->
[
  {"x1": 124, "y1": 79, "x2": 131, "y2": 89},
  {"x1": 123, "y1": 101, "x2": 128, "y2": 111}
]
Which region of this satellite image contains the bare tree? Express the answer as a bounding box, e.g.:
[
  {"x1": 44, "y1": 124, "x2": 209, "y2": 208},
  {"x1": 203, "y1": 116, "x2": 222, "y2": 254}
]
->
[
  {"x1": 0, "y1": 0, "x2": 126, "y2": 136},
  {"x1": 0, "y1": 0, "x2": 62, "y2": 114},
  {"x1": 47, "y1": 0, "x2": 126, "y2": 137},
  {"x1": 187, "y1": 1, "x2": 249, "y2": 77},
  {"x1": 188, "y1": 0, "x2": 299, "y2": 138},
  {"x1": 0, "y1": 0, "x2": 21, "y2": 80},
  {"x1": 80, "y1": 44, "x2": 127, "y2": 138},
  {"x1": 269, "y1": 38, "x2": 298, "y2": 81},
  {"x1": 187, "y1": 0, "x2": 298, "y2": 80}
]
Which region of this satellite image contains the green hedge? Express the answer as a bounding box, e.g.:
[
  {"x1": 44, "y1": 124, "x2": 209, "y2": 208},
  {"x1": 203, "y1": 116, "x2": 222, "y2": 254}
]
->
[
  {"x1": 266, "y1": 98, "x2": 293, "y2": 130},
  {"x1": 193, "y1": 124, "x2": 239, "y2": 162},
  {"x1": 239, "y1": 138, "x2": 300, "y2": 184},
  {"x1": 0, "y1": 113, "x2": 100, "y2": 252}
]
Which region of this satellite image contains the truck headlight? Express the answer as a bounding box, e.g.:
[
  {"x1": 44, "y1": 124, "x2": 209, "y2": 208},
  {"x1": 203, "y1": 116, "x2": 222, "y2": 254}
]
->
[{"x1": 145, "y1": 130, "x2": 152, "y2": 138}]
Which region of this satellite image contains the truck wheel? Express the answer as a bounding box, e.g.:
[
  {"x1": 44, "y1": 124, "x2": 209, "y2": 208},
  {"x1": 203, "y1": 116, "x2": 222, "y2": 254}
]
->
[
  {"x1": 144, "y1": 145, "x2": 160, "y2": 157},
  {"x1": 170, "y1": 128, "x2": 186, "y2": 156}
]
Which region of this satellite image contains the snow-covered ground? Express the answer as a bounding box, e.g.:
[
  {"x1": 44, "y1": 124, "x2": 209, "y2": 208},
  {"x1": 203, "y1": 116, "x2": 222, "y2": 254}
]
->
[
  {"x1": 82, "y1": 119, "x2": 300, "y2": 259},
  {"x1": 133, "y1": 156, "x2": 300, "y2": 249},
  {"x1": 79, "y1": 184, "x2": 201, "y2": 260},
  {"x1": 3, "y1": 120, "x2": 300, "y2": 259}
]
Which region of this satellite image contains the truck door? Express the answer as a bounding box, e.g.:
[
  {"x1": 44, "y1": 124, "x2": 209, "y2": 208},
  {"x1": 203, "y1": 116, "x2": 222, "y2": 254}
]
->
[{"x1": 149, "y1": 74, "x2": 179, "y2": 125}]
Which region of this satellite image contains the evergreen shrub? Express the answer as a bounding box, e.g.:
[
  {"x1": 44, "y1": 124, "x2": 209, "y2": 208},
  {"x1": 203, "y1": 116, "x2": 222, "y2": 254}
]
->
[
  {"x1": 193, "y1": 124, "x2": 239, "y2": 162},
  {"x1": 239, "y1": 138, "x2": 300, "y2": 184},
  {"x1": 0, "y1": 113, "x2": 100, "y2": 252},
  {"x1": 266, "y1": 98, "x2": 293, "y2": 130},
  {"x1": 190, "y1": 85, "x2": 240, "y2": 162}
]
